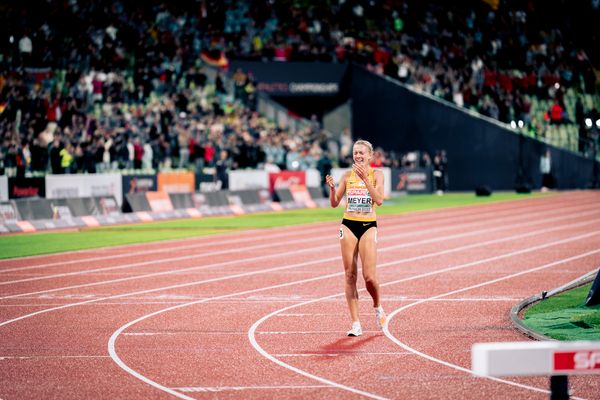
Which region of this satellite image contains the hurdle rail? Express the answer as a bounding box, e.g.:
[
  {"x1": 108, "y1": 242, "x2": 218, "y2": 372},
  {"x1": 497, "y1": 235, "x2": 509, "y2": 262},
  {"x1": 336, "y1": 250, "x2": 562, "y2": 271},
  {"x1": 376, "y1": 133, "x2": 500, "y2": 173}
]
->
[{"x1": 472, "y1": 341, "x2": 600, "y2": 399}]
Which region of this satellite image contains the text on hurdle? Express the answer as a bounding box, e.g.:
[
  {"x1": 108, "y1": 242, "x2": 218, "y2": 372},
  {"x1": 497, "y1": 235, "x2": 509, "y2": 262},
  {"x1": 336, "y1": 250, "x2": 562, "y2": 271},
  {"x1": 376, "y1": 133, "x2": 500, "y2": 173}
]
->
[
  {"x1": 472, "y1": 341, "x2": 600, "y2": 399},
  {"x1": 472, "y1": 341, "x2": 600, "y2": 377}
]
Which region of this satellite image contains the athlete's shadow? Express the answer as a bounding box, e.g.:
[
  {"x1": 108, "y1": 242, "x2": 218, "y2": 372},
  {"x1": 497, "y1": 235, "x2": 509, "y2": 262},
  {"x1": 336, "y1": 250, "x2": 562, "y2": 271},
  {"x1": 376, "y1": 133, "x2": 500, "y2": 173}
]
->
[{"x1": 315, "y1": 334, "x2": 379, "y2": 359}]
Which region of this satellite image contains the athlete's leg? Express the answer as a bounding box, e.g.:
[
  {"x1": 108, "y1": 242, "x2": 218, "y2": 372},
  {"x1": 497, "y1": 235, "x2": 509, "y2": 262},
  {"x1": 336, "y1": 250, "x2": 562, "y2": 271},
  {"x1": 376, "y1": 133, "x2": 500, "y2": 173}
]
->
[
  {"x1": 358, "y1": 227, "x2": 381, "y2": 308},
  {"x1": 340, "y1": 225, "x2": 360, "y2": 323}
]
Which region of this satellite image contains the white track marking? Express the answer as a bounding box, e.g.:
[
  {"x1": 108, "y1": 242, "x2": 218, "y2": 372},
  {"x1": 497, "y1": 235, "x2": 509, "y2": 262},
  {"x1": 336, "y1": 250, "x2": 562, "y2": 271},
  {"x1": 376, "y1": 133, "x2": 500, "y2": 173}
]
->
[
  {"x1": 258, "y1": 330, "x2": 381, "y2": 335},
  {"x1": 0, "y1": 355, "x2": 110, "y2": 360},
  {"x1": 105, "y1": 229, "x2": 599, "y2": 400},
  {"x1": 173, "y1": 385, "x2": 330, "y2": 392},
  {"x1": 2, "y1": 206, "x2": 598, "y2": 302},
  {"x1": 0, "y1": 225, "x2": 333, "y2": 274},
  {"x1": 1, "y1": 297, "x2": 522, "y2": 308},
  {"x1": 2, "y1": 215, "x2": 598, "y2": 328},
  {"x1": 0, "y1": 195, "x2": 588, "y2": 277},
  {"x1": 246, "y1": 231, "x2": 599, "y2": 399},
  {"x1": 1, "y1": 198, "x2": 585, "y2": 282},
  {"x1": 0, "y1": 222, "x2": 338, "y2": 267},
  {"x1": 382, "y1": 250, "x2": 600, "y2": 400},
  {"x1": 108, "y1": 271, "x2": 372, "y2": 400},
  {"x1": 0, "y1": 235, "x2": 331, "y2": 286},
  {"x1": 0, "y1": 192, "x2": 571, "y2": 268},
  {"x1": 273, "y1": 352, "x2": 410, "y2": 357}
]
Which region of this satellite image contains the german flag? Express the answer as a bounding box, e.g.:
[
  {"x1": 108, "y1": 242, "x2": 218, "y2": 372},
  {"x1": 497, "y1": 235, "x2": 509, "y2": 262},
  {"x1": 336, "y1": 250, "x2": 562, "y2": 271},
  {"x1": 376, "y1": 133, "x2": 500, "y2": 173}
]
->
[
  {"x1": 200, "y1": 49, "x2": 229, "y2": 69},
  {"x1": 481, "y1": 0, "x2": 499, "y2": 10}
]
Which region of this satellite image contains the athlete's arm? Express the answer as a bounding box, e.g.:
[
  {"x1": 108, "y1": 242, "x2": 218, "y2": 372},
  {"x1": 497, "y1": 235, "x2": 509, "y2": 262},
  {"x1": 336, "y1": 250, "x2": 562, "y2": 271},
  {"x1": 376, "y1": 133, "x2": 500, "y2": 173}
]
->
[{"x1": 326, "y1": 172, "x2": 347, "y2": 208}]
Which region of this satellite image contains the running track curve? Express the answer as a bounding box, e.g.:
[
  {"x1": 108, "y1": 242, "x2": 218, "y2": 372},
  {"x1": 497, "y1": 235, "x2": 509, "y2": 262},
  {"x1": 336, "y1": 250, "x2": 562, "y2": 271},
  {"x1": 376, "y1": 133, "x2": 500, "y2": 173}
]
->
[{"x1": 0, "y1": 191, "x2": 599, "y2": 399}]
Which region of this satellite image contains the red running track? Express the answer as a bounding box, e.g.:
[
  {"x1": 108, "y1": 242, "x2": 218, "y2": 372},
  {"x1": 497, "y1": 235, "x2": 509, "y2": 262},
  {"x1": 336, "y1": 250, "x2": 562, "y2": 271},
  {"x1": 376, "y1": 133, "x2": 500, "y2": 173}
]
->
[{"x1": 0, "y1": 191, "x2": 599, "y2": 399}]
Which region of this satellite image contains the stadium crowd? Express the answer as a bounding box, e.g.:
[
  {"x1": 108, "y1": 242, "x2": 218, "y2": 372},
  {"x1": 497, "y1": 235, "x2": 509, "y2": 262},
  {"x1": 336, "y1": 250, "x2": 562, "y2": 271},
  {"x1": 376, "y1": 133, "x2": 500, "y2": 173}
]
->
[{"x1": 0, "y1": 0, "x2": 598, "y2": 177}]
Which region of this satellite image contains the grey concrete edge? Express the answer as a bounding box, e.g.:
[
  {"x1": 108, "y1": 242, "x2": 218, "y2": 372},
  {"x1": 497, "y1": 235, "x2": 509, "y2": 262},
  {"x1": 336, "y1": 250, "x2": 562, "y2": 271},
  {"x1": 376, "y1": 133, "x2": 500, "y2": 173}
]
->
[{"x1": 510, "y1": 269, "x2": 599, "y2": 341}]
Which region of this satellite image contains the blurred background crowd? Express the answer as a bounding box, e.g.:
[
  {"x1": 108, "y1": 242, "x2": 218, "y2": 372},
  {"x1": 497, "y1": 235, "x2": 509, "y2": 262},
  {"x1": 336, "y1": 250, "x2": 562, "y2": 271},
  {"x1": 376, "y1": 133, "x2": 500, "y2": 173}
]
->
[{"x1": 0, "y1": 0, "x2": 598, "y2": 180}]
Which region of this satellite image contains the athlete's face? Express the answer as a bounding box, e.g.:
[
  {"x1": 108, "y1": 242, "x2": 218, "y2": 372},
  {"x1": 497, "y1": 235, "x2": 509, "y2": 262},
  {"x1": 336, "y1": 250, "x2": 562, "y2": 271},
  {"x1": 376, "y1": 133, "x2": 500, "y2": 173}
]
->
[{"x1": 353, "y1": 144, "x2": 371, "y2": 166}]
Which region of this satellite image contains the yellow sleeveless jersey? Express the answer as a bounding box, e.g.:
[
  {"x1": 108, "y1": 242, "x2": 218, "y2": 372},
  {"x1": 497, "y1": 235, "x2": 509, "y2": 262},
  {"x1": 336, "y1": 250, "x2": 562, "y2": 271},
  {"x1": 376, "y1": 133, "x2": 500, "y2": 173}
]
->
[{"x1": 344, "y1": 169, "x2": 377, "y2": 219}]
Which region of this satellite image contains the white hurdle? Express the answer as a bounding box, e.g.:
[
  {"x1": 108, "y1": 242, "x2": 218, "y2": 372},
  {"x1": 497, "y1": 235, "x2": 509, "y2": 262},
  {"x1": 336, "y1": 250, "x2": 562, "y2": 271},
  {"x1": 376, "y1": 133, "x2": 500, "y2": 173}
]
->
[{"x1": 472, "y1": 341, "x2": 600, "y2": 399}]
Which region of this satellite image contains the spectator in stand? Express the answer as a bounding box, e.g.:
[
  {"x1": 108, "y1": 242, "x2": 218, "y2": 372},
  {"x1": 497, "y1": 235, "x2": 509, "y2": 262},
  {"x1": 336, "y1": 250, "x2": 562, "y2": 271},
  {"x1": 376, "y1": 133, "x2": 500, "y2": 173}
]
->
[
  {"x1": 133, "y1": 137, "x2": 144, "y2": 170},
  {"x1": 263, "y1": 157, "x2": 281, "y2": 173},
  {"x1": 18, "y1": 33, "x2": 33, "y2": 67},
  {"x1": 370, "y1": 149, "x2": 385, "y2": 168},
  {"x1": 0, "y1": 0, "x2": 598, "y2": 178},
  {"x1": 215, "y1": 149, "x2": 231, "y2": 190},
  {"x1": 59, "y1": 142, "x2": 74, "y2": 174},
  {"x1": 49, "y1": 135, "x2": 63, "y2": 174},
  {"x1": 548, "y1": 99, "x2": 566, "y2": 125},
  {"x1": 433, "y1": 151, "x2": 447, "y2": 195},
  {"x1": 540, "y1": 149, "x2": 554, "y2": 191}
]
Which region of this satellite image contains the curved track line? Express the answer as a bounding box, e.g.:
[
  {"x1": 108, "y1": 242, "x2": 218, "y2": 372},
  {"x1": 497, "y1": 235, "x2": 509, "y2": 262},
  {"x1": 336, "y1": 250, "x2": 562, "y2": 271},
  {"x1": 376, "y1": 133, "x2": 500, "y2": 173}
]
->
[
  {"x1": 108, "y1": 271, "x2": 358, "y2": 400},
  {"x1": 246, "y1": 230, "x2": 599, "y2": 398},
  {"x1": 108, "y1": 229, "x2": 599, "y2": 399},
  {"x1": 3, "y1": 206, "x2": 597, "y2": 300},
  {"x1": 382, "y1": 249, "x2": 600, "y2": 400}
]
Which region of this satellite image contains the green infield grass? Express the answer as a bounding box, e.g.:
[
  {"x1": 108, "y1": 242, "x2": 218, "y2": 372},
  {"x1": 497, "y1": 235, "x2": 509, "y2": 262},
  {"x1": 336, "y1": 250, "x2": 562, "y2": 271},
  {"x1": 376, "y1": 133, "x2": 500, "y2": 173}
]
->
[
  {"x1": 523, "y1": 282, "x2": 600, "y2": 340},
  {"x1": 0, "y1": 192, "x2": 548, "y2": 259}
]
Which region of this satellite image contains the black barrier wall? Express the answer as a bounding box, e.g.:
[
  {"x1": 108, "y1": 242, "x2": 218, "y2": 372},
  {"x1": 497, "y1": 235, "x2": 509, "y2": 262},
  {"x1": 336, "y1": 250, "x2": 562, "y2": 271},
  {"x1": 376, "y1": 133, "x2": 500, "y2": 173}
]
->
[{"x1": 351, "y1": 66, "x2": 596, "y2": 191}]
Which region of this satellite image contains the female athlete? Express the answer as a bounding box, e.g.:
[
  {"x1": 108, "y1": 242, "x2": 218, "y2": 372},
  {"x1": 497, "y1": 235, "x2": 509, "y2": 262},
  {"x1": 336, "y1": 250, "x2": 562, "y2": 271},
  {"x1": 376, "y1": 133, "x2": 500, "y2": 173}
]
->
[{"x1": 325, "y1": 139, "x2": 385, "y2": 337}]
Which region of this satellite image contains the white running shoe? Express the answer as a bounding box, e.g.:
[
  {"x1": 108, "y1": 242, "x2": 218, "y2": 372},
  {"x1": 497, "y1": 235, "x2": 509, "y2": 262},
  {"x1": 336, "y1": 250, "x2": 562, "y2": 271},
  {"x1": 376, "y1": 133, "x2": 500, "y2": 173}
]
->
[
  {"x1": 346, "y1": 322, "x2": 362, "y2": 337},
  {"x1": 375, "y1": 306, "x2": 386, "y2": 330}
]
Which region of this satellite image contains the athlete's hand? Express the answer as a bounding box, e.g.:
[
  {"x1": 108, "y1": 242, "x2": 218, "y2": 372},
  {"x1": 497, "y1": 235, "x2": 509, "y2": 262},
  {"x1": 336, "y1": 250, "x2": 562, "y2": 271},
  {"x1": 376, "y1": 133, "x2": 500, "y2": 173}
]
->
[
  {"x1": 353, "y1": 163, "x2": 367, "y2": 181},
  {"x1": 325, "y1": 175, "x2": 335, "y2": 189}
]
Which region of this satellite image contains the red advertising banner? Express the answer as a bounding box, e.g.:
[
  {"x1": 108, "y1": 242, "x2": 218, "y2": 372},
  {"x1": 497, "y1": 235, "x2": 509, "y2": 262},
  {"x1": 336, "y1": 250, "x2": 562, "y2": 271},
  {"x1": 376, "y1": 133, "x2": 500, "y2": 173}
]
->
[
  {"x1": 553, "y1": 351, "x2": 600, "y2": 372},
  {"x1": 268, "y1": 171, "x2": 306, "y2": 194}
]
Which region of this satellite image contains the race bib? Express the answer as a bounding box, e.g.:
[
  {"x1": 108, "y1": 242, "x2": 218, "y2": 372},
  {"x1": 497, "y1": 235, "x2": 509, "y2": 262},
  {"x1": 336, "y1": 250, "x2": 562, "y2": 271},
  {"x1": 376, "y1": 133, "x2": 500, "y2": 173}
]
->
[{"x1": 346, "y1": 188, "x2": 373, "y2": 213}]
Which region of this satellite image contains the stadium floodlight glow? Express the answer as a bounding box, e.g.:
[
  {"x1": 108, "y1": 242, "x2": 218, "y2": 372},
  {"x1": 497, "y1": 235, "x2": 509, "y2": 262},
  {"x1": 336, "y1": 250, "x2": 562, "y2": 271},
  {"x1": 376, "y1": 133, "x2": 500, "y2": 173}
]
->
[
  {"x1": 596, "y1": 119, "x2": 600, "y2": 128},
  {"x1": 9, "y1": 36, "x2": 14, "y2": 44},
  {"x1": 554, "y1": 82, "x2": 560, "y2": 89},
  {"x1": 585, "y1": 118, "x2": 593, "y2": 128},
  {"x1": 518, "y1": 120, "x2": 524, "y2": 128},
  {"x1": 510, "y1": 121, "x2": 517, "y2": 129}
]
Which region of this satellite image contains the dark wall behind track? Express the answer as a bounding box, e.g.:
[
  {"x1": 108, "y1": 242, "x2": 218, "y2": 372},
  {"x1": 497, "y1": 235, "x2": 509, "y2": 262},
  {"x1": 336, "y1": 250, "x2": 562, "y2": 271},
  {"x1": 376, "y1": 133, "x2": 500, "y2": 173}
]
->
[{"x1": 350, "y1": 67, "x2": 597, "y2": 191}]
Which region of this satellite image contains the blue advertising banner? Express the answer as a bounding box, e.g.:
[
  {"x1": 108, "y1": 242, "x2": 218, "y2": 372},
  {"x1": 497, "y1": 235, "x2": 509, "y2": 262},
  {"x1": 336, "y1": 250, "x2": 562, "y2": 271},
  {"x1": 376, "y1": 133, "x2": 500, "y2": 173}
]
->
[{"x1": 230, "y1": 61, "x2": 348, "y2": 96}]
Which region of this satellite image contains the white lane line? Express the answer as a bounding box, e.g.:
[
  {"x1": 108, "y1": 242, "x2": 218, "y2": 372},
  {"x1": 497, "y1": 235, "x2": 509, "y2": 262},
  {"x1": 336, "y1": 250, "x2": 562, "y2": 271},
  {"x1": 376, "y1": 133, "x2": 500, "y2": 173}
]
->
[
  {"x1": 3, "y1": 205, "x2": 597, "y2": 301},
  {"x1": 0, "y1": 242, "x2": 333, "y2": 300},
  {"x1": 2, "y1": 214, "x2": 598, "y2": 328},
  {"x1": 0, "y1": 221, "x2": 340, "y2": 272},
  {"x1": 0, "y1": 234, "x2": 330, "y2": 286},
  {"x1": 104, "y1": 228, "x2": 599, "y2": 400},
  {"x1": 258, "y1": 330, "x2": 380, "y2": 335},
  {"x1": 382, "y1": 249, "x2": 600, "y2": 400},
  {"x1": 0, "y1": 224, "x2": 334, "y2": 275},
  {"x1": 0, "y1": 198, "x2": 564, "y2": 280},
  {"x1": 274, "y1": 352, "x2": 410, "y2": 357},
  {"x1": 108, "y1": 272, "x2": 363, "y2": 400},
  {"x1": 1, "y1": 297, "x2": 523, "y2": 308},
  {"x1": 0, "y1": 355, "x2": 110, "y2": 360},
  {"x1": 246, "y1": 230, "x2": 600, "y2": 399},
  {"x1": 0, "y1": 195, "x2": 586, "y2": 276},
  {"x1": 173, "y1": 385, "x2": 331, "y2": 392},
  {"x1": 0, "y1": 193, "x2": 564, "y2": 273}
]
